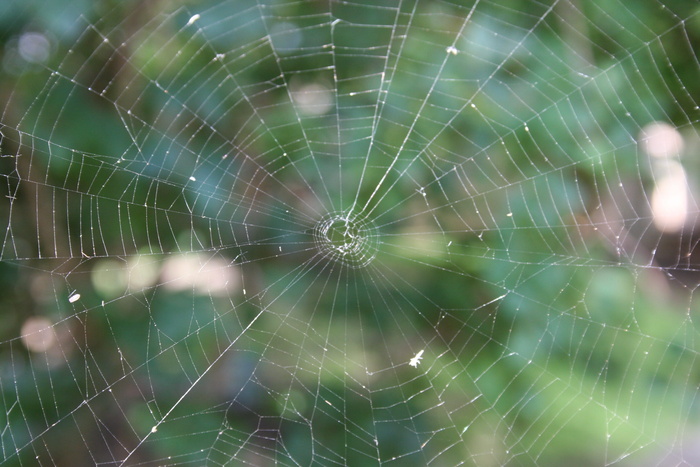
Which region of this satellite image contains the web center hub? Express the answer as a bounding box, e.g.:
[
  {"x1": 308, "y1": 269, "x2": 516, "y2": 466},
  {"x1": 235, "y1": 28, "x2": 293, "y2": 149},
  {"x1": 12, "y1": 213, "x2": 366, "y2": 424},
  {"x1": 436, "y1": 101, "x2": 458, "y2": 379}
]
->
[{"x1": 313, "y1": 212, "x2": 378, "y2": 268}]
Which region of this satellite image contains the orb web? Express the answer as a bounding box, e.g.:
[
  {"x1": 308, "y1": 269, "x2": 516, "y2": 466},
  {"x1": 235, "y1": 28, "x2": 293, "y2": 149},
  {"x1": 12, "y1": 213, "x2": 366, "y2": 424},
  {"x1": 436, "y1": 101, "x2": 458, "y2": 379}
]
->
[{"x1": 0, "y1": 0, "x2": 699, "y2": 466}]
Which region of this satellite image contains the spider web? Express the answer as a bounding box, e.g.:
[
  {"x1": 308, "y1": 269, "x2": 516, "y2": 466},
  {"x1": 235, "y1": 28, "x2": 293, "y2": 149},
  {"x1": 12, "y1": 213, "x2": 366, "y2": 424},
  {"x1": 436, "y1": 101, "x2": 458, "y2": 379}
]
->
[{"x1": 1, "y1": 0, "x2": 699, "y2": 465}]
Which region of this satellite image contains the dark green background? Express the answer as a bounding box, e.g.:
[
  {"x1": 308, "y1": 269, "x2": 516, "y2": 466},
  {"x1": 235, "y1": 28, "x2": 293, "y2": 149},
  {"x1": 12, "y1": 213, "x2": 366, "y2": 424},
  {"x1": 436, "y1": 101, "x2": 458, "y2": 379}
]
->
[{"x1": 1, "y1": 0, "x2": 699, "y2": 465}]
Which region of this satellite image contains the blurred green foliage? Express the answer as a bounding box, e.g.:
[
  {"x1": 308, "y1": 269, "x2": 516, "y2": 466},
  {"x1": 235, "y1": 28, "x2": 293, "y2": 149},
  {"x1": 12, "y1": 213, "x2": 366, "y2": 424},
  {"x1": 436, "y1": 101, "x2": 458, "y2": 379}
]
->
[{"x1": 1, "y1": 0, "x2": 699, "y2": 465}]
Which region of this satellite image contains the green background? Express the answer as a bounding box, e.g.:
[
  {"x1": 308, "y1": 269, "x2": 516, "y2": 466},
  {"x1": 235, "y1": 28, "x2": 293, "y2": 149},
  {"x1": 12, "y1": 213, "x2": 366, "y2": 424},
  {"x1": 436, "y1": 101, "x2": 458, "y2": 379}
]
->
[{"x1": 1, "y1": 0, "x2": 699, "y2": 465}]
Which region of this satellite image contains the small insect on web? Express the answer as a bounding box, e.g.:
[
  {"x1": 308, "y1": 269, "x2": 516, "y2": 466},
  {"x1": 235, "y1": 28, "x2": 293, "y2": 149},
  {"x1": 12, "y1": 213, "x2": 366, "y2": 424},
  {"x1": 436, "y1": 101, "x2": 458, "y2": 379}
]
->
[{"x1": 409, "y1": 349, "x2": 425, "y2": 368}]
